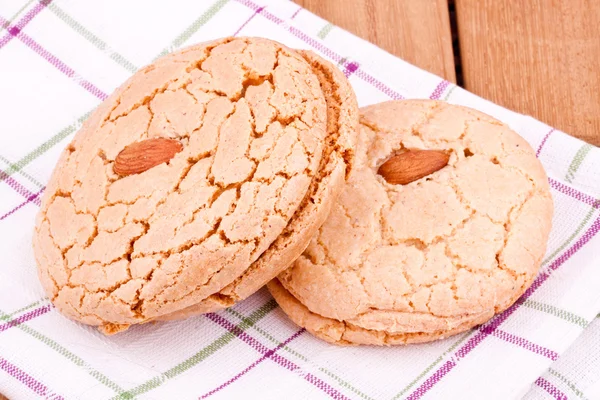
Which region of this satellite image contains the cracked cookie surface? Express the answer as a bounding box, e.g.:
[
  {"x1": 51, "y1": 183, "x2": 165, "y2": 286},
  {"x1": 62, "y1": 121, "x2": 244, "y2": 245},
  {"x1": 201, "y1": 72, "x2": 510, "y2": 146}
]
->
[
  {"x1": 33, "y1": 37, "x2": 356, "y2": 333},
  {"x1": 160, "y1": 49, "x2": 359, "y2": 319},
  {"x1": 268, "y1": 100, "x2": 554, "y2": 345}
]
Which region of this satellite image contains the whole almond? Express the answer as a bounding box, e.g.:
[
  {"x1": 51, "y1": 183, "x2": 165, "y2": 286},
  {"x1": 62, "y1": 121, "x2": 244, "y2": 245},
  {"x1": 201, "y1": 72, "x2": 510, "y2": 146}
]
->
[
  {"x1": 114, "y1": 138, "x2": 183, "y2": 176},
  {"x1": 378, "y1": 149, "x2": 449, "y2": 185}
]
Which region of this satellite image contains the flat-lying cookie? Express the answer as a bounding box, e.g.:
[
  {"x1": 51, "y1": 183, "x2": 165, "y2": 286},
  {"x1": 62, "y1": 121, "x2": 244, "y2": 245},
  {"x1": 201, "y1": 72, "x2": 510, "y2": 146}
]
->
[
  {"x1": 268, "y1": 100, "x2": 553, "y2": 345},
  {"x1": 33, "y1": 37, "x2": 358, "y2": 333}
]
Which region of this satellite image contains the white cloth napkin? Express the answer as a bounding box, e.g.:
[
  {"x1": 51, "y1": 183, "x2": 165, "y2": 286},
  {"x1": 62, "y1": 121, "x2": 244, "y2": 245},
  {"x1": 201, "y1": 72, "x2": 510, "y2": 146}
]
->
[{"x1": 0, "y1": 1, "x2": 599, "y2": 399}]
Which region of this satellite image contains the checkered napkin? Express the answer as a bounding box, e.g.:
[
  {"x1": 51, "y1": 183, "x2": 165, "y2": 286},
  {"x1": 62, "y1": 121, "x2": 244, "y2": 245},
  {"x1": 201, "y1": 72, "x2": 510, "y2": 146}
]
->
[{"x1": 0, "y1": 1, "x2": 599, "y2": 399}]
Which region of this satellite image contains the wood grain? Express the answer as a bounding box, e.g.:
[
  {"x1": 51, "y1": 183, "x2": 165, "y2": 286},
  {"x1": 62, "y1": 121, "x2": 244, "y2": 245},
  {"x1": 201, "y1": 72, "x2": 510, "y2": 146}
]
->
[
  {"x1": 456, "y1": 0, "x2": 600, "y2": 145},
  {"x1": 294, "y1": 0, "x2": 456, "y2": 82}
]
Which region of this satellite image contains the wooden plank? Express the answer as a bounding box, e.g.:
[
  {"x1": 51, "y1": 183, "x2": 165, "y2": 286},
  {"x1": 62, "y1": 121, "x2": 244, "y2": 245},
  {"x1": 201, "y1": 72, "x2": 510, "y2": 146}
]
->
[
  {"x1": 456, "y1": 0, "x2": 600, "y2": 145},
  {"x1": 294, "y1": 0, "x2": 456, "y2": 82}
]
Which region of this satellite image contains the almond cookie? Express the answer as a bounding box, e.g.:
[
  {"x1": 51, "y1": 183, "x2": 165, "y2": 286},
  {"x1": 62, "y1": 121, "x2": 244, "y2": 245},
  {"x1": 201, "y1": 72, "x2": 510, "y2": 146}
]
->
[
  {"x1": 33, "y1": 37, "x2": 358, "y2": 334},
  {"x1": 268, "y1": 100, "x2": 553, "y2": 345}
]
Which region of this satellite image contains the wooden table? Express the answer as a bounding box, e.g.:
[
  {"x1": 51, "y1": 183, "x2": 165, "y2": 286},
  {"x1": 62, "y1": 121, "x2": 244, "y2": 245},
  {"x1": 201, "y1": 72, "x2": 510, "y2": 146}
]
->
[{"x1": 295, "y1": 0, "x2": 600, "y2": 146}]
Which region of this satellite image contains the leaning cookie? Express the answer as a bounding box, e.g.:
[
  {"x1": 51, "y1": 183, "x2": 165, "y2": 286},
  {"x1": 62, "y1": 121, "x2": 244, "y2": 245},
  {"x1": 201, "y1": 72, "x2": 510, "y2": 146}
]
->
[
  {"x1": 33, "y1": 37, "x2": 357, "y2": 334},
  {"x1": 268, "y1": 100, "x2": 553, "y2": 345},
  {"x1": 162, "y1": 49, "x2": 360, "y2": 319}
]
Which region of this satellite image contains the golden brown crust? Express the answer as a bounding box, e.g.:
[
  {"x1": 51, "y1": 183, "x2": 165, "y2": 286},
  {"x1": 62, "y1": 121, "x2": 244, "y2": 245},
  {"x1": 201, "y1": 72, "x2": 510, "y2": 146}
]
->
[
  {"x1": 268, "y1": 278, "x2": 493, "y2": 346},
  {"x1": 33, "y1": 37, "x2": 346, "y2": 332}
]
